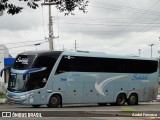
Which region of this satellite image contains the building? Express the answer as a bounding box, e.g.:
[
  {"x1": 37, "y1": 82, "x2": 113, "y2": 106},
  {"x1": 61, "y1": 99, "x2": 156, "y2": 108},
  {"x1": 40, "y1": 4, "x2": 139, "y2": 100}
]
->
[
  {"x1": 0, "y1": 45, "x2": 14, "y2": 92},
  {"x1": 0, "y1": 45, "x2": 11, "y2": 82}
]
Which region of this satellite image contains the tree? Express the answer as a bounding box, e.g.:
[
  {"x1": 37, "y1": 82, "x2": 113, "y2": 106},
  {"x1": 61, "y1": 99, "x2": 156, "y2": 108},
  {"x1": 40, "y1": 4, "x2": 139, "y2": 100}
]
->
[{"x1": 0, "y1": 0, "x2": 89, "y2": 15}]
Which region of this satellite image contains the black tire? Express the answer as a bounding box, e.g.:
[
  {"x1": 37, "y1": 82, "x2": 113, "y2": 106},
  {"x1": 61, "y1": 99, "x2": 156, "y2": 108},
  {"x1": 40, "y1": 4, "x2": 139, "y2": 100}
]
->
[
  {"x1": 32, "y1": 105, "x2": 41, "y2": 108},
  {"x1": 127, "y1": 93, "x2": 138, "y2": 105},
  {"x1": 116, "y1": 93, "x2": 126, "y2": 106},
  {"x1": 97, "y1": 103, "x2": 107, "y2": 106},
  {"x1": 109, "y1": 103, "x2": 116, "y2": 106},
  {"x1": 47, "y1": 95, "x2": 61, "y2": 108}
]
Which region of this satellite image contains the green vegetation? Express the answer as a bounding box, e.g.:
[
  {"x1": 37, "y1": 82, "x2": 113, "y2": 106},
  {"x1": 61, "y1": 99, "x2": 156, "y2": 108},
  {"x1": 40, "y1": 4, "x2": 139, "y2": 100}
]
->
[
  {"x1": 121, "y1": 107, "x2": 136, "y2": 112},
  {"x1": 0, "y1": 92, "x2": 6, "y2": 98}
]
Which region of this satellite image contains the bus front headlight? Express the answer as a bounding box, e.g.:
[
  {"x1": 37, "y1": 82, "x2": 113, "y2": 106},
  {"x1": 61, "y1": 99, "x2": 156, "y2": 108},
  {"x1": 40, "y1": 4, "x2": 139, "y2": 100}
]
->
[
  {"x1": 20, "y1": 94, "x2": 30, "y2": 99},
  {"x1": 20, "y1": 95, "x2": 26, "y2": 99}
]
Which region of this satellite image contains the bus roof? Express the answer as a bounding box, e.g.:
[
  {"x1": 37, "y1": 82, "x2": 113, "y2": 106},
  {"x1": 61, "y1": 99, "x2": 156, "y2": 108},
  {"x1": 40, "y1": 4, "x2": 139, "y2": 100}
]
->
[
  {"x1": 61, "y1": 50, "x2": 158, "y2": 61},
  {"x1": 18, "y1": 50, "x2": 63, "y2": 56},
  {"x1": 18, "y1": 50, "x2": 158, "y2": 61}
]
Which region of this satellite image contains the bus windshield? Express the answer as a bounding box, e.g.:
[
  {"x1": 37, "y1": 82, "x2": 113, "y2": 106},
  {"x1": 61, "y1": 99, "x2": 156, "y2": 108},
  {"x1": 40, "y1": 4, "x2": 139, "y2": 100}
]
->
[
  {"x1": 8, "y1": 73, "x2": 27, "y2": 92},
  {"x1": 8, "y1": 72, "x2": 47, "y2": 92},
  {"x1": 8, "y1": 51, "x2": 62, "y2": 92}
]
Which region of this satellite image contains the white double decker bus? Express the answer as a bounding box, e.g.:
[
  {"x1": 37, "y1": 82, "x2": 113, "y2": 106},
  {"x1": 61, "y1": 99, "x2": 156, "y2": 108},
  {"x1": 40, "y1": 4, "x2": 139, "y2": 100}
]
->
[{"x1": 1, "y1": 50, "x2": 159, "y2": 107}]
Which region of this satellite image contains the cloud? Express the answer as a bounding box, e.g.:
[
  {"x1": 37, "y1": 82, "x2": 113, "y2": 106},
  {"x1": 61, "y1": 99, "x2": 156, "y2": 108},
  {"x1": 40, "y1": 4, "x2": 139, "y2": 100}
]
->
[
  {"x1": 55, "y1": 0, "x2": 160, "y2": 40},
  {"x1": 1, "y1": 0, "x2": 160, "y2": 58},
  {"x1": 0, "y1": 1, "x2": 43, "y2": 31}
]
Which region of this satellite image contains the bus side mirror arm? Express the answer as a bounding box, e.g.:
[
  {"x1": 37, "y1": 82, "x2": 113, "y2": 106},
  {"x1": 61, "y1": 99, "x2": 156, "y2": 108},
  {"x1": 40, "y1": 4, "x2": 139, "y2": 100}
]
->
[
  {"x1": 23, "y1": 67, "x2": 47, "y2": 80},
  {"x1": 0, "y1": 66, "x2": 11, "y2": 77}
]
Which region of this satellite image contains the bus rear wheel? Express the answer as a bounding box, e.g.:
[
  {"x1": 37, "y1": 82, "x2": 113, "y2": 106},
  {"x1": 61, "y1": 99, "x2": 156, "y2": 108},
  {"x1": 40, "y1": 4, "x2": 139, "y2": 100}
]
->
[
  {"x1": 48, "y1": 95, "x2": 61, "y2": 108},
  {"x1": 116, "y1": 93, "x2": 126, "y2": 106},
  {"x1": 127, "y1": 93, "x2": 138, "y2": 105}
]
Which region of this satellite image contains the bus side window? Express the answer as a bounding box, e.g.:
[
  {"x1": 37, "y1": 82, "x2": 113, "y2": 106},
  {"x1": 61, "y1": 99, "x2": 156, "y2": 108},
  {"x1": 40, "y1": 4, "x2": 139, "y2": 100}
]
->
[
  {"x1": 56, "y1": 56, "x2": 70, "y2": 74},
  {"x1": 56, "y1": 56, "x2": 97, "y2": 74},
  {"x1": 56, "y1": 56, "x2": 158, "y2": 74}
]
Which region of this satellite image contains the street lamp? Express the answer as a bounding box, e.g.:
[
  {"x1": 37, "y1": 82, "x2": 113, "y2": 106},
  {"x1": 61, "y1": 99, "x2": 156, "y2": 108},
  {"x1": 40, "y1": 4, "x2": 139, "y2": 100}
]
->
[{"x1": 148, "y1": 44, "x2": 155, "y2": 58}]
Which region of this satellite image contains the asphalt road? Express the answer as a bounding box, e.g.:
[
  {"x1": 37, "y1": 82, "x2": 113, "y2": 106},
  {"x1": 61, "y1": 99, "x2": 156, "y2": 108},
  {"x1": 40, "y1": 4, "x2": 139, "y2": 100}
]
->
[{"x1": 0, "y1": 102, "x2": 160, "y2": 120}]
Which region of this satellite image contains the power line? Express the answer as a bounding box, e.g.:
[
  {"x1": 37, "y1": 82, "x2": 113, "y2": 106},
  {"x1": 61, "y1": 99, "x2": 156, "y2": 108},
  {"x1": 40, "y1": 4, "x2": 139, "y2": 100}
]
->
[
  {"x1": 9, "y1": 41, "x2": 47, "y2": 49},
  {"x1": 38, "y1": 0, "x2": 160, "y2": 57},
  {"x1": 53, "y1": 18, "x2": 160, "y2": 25},
  {"x1": 54, "y1": 22, "x2": 160, "y2": 27},
  {"x1": 3, "y1": 39, "x2": 46, "y2": 45},
  {"x1": 105, "y1": 0, "x2": 159, "y2": 47},
  {"x1": 85, "y1": 0, "x2": 160, "y2": 51},
  {"x1": 103, "y1": 0, "x2": 160, "y2": 51},
  {"x1": 0, "y1": 41, "x2": 47, "y2": 50},
  {"x1": 89, "y1": 1, "x2": 160, "y2": 16},
  {"x1": 41, "y1": 4, "x2": 46, "y2": 39}
]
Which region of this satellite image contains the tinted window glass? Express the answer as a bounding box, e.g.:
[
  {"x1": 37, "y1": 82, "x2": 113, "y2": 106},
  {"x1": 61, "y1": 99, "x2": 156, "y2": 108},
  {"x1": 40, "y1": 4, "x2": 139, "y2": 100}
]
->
[
  {"x1": 33, "y1": 55, "x2": 57, "y2": 79},
  {"x1": 56, "y1": 56, "x2": 158, "y2": 74},
  {"x1": 13, "y1": 55, "x2": 35, "y2": 70},
  {"x1": 24, "y1": 55, "x2": 59, "y2": 90}
]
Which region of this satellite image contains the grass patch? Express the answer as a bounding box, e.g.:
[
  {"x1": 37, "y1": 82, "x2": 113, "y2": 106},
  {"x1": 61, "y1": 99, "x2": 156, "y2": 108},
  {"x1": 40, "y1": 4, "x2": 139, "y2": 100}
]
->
[
  {"x1": 121, "y1": 107, "x2": 136, "y2": 112},
  {"x1": 0, "y1": 92, "x2": 6, "y2": 98}
]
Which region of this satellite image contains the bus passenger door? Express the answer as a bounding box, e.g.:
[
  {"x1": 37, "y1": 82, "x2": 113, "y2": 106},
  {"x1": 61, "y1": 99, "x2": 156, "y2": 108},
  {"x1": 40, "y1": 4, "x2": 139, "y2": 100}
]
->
[
  {"x1": 26, "y1": 72, "x2": 48, "y2": 105},
  {"x1": 31, "y1": 89, "x2": 41, "y2": 104}
]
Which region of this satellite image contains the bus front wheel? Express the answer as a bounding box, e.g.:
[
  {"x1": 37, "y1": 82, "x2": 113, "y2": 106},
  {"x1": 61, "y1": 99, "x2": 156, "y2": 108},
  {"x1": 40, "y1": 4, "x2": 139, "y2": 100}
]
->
[{"x1": 48, "y1": 95, "x2": 61, "y2": 108}]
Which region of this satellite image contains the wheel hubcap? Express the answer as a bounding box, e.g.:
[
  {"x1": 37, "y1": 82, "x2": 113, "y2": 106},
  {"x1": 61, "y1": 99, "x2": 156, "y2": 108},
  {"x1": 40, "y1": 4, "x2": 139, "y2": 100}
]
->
[
  {"x1": 118, "y1": 97, "x2": 124, "y2": 104},
  {"x1": 130, "y1": 96, "x2": 136, "y2": 103},
  {"x1": 51, "y1": 97, "x2": 57, "y2": 105}
]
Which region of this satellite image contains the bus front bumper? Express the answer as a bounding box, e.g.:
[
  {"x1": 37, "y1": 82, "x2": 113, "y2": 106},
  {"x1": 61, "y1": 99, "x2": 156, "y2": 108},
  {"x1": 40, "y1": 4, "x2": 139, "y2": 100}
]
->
[
  {"x1": 6, "y1": 92, "x2": 30, "y2": 104},
  {"x1": 7, "y1": 95, "x2": 29, "y2": 104}
]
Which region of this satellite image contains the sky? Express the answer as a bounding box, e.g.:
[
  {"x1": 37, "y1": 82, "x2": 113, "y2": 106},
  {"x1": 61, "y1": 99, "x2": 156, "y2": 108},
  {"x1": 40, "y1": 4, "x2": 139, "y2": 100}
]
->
[{"x1": 1, "y1": 0, "x2": 160, "y2": 58}]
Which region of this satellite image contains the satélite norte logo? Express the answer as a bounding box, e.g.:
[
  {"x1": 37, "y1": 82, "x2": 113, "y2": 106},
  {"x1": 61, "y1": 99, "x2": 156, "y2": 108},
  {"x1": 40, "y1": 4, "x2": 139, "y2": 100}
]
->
[
  {"x1": 16, "y1": 57, "x2": 28, "y2": 65},
  {"x1": 132, "y1": 74, "x2": 148, "y2": 81}
]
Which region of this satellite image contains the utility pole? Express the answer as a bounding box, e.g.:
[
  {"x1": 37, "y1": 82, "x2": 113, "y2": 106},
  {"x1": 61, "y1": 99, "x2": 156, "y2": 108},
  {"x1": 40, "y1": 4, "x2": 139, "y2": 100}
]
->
[
  {"x1": 48, "y1": 3, "x2": 53, "y2": 51},
  {"x1": 148, "y1": 44, "x2": 155, "y2": 58},
  {"x1": 138, "y1": 49, "x2": 141, "y2": 57},
  {"x1": 42, "y1": 1, "x2": 56, "y2": 51}
]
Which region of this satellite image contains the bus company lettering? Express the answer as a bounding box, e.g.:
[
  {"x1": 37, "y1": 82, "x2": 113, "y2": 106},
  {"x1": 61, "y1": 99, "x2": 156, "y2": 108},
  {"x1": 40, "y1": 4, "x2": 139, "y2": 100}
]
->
[
  {"x1": 16, "y1": 57, "x2": 28, "y2": 64},
  {"x1": 132, "y1": 74, "x2": 148, "y2": 81}
]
